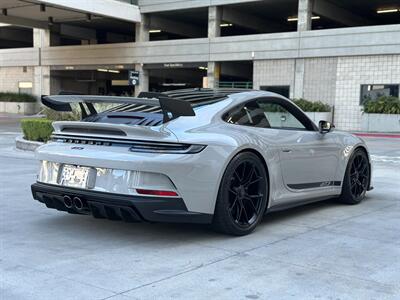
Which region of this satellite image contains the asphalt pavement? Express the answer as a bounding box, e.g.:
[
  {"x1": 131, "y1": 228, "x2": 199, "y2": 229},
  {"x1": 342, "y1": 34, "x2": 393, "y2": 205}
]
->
[{"x1": 1, "y1": 114, "x2": 399, "y2": 300}]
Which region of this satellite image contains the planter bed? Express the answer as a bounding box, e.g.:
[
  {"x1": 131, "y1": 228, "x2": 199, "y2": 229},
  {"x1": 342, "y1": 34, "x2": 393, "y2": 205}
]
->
[
  {"x1": 361, "y1": 114, "x2": 400, "y2": 133},
  {"x1": 15, "y1": 136, "x2": 44, "y2": 151}
]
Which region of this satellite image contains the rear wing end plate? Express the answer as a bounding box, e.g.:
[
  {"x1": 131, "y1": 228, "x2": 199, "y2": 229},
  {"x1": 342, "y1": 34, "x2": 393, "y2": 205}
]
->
[{"x1": 41, "y1": 93, "x2": 195, "y2": 123}]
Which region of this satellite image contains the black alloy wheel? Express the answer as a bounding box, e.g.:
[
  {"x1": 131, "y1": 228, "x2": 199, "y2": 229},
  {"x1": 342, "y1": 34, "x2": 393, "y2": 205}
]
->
[
  {"x1": 350, "y1": 153, "x2": 370, "y2": 198},
  {"x1": 213, "y1": 152, "x2": 268, "y2": 236},
  {"x1": 338, "y1": 149, "x2": 370, "y2": 204}
]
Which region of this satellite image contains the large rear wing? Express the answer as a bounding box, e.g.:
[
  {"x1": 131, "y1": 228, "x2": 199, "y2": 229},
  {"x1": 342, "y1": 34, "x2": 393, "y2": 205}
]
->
[{"x1": 41, "y1": 92, "x2": 195, "y2": 123}]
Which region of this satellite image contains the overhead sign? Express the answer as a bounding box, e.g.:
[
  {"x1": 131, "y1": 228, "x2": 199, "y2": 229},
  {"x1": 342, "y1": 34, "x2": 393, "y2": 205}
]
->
[
  {"x1": 145, "y1": 63, "x2": 203, "y2": 70},
  {"x1": 129, "y1": 70, "x2": 140, "y2": 86}
]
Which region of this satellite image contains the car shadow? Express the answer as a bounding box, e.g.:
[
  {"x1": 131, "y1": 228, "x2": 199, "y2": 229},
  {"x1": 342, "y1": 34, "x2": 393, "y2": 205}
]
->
[{"x1": 33, "y1": 197, "x2": 367, "y2": 245}]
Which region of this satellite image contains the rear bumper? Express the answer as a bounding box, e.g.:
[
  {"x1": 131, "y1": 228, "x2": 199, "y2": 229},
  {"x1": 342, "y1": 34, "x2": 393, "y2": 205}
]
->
[{"x1": 31, "y1": 183, "x2": 212, "y2": 224}]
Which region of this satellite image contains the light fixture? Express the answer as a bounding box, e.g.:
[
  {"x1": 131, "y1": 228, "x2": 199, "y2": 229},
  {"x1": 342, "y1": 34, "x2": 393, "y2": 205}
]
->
[
  {"x1": 40, "y1": 4, "x2": 46, "y2": 12},
  {"x1": 198, "y1": 66, "x2": 208, "y2": 70},
  {"x1": 97, "y1": 69, "x2": 120, "y2": 74},
  {"x1": 149, "y1": 29, "x2": 161, "y2": 33},
  {"x1": 287, "y1": 15, "x2": 320, "y2": 22},
  {"x1": 2, "y1": 9, "x2": 7, "y2": 16},
  {"x1": 377, "y1": 8, "x2": 399, "y2": 14},
  {"x1": 220, "y1": 23, "x2": 233, "y2": 27},
  {"x1": 161, "y1": 83, "x2": 187, "y2": 87}
]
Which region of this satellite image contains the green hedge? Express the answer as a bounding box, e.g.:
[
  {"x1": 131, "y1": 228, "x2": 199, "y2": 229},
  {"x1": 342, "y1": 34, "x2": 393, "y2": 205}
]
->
[
  {"x1": 363, "y1": 96, "x2": 400, "y2": 114},
  {"x1": 21, "y1": 119, "x2": 54, "y2": 142},
  {"x1": 0, "y1": 92, "x2": 36, "y2": 103},
  {"x1": 43, "y1": 107, "x2": 81, "y2": 121},
  {"x1": 292, "y1": 99, "x2": 331, "y2": 112}
]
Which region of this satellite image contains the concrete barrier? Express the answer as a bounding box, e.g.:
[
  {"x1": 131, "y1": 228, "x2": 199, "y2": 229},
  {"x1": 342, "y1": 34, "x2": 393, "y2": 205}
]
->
[
  {"x1": 361, "y1": 114, "x2": 400, "y2": 133},
  {"x1": 15, "y1": 136, "x2": 43, "y2": 151},
  {"x1": 0, "y1": 102, "x2": 39, "y2": 115}
]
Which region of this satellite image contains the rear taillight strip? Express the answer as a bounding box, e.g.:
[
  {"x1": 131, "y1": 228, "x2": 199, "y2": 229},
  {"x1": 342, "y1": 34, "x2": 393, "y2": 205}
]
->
[{"x1": 51, "y1": 134, "x2": 206, "y2": 154}]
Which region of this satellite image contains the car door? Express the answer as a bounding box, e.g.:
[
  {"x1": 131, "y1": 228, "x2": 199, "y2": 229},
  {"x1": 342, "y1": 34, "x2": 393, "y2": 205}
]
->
[{"x1": 257, "y1": 98, "x2": 341, "y2": 190}]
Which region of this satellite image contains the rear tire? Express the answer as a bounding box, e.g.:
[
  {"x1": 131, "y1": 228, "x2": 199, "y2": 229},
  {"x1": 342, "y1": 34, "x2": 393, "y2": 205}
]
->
[
  {"x1": 338, "y1": 149, "x2": 370, "y2": 205},
  {"x1": 212, "y1": 152, "x2": 268, "y2": 236}
]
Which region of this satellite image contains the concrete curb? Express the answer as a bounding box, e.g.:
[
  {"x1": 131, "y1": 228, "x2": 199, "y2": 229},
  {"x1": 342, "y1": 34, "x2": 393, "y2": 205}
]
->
[
  {"x1": 354, "y1": 133, "x2": 400, "y2": 139},
  {"x1": 15, "y1": 136, "x2": 43, "y2": 151}
]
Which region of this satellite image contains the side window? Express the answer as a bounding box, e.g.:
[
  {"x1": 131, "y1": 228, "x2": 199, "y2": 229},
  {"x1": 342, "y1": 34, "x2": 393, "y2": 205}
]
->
[
  {"x1": 223, "y1": 98, "x2": 312, "y2": 131},
  {"x1": 258, "y1": 101, "x2": 306, "y2": 130},
  {"x1": 223, "y1": 100, "x2": 270, "y2": 128}
]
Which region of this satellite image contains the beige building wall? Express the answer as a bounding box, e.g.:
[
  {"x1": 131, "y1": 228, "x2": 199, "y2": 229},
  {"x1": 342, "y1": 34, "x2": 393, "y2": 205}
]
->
[
  {"x1": 0, "y1": 67, "x2": 34, "y2": 93},
  {"x1": 303, "y1": 57, "x2": 338, "y2": 106},
  {"x1": 254, "y1": 55, "x2": 400, "y2": 130},
  {"x1": 254, "y1": 57, "x2": 338, "y2": 104},
  {"x1": 253, "y1": 59, "x2": 295, "y2": 98},
  {"x1": 335, "y1": 55, "x2": 400, "y2": 131}
]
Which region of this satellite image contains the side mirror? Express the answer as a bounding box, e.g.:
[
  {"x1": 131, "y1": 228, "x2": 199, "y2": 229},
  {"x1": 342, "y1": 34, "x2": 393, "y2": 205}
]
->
[{"x1": 319, "y1": 120, "x2": 334, "y2": 134}]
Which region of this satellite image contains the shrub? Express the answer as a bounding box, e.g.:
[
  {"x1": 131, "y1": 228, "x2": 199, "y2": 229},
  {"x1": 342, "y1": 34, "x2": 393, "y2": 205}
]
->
[
  {"x1": 42, "y1": 107, "x2": 81, "y2": 121},
  {"x1": 0, "y1": 92, "x2": 36, "y2": 103},
  {"x1": 292, "y1": 99, "x2": 331, "y2": 112},
  {"x1": 363, "y1": 96, "x2": 400, "y2": 114},
  {"x1": 21, "y1": 119, "x2": 53, "y2": 142}
]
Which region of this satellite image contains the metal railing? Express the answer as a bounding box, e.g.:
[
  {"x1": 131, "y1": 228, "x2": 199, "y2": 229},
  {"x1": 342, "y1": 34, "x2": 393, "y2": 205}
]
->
[{"x1": 218, "y1": 82, "x2": 253, "y2": 89}]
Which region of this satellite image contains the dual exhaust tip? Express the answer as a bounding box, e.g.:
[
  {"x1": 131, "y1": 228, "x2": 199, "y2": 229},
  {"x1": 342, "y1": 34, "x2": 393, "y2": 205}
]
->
[{"x1": 63, "y1": 195, "x2": 87, "y2": 210}]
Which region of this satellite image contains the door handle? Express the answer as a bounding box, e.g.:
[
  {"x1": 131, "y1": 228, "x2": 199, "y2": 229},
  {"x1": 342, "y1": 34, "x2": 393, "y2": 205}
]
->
[{"x1": 282, "y1": 148, "x2": 292, "y2": 153}]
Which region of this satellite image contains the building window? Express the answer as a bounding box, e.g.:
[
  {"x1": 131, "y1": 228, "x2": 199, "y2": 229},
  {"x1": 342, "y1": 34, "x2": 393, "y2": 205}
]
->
[
  {"x1": 260, "y1": 85, "x2": 290, "y2": 98},
  {"x1": 360, "y1": 84, "x2": 399, "y2": 105},
  {"x1": 18, "y1": 82, "x2": 33, "y2": 94}
]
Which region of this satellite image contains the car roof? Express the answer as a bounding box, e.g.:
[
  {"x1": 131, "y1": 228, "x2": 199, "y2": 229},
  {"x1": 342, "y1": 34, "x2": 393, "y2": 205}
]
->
[{"x1": 162, "y1": 88, "x2": 286, "y2": 105}]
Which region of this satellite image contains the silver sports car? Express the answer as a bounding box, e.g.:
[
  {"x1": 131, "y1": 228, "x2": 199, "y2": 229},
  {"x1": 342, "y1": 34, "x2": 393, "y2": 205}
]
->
[{"x1": 32, "y1": 89, "x2": 372, "y2": 235}]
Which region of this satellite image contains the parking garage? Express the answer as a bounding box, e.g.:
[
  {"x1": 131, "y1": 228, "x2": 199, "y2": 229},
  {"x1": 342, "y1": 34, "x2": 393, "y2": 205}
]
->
[
  {"x1": 0, "y1": 0, "x2": 139, "y2": 47},
  {"x1": 144, "y1": 0, "x2": 400, "y2": 41},
  {"x1": 50, "y1": 65, "x2": 136, "y2": 96},
  {"x1": 0, "y1": 23, "x2": 33, "y2": 48}
]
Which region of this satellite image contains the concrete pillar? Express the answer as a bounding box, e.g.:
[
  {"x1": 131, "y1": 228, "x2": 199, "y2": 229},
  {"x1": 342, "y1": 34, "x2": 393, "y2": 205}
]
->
[
  {"x1": 293, "y1": 59, "x2": 305, "y2": 99},
  {"x1": 135, "y1": 14, "x2": 149, "y2": 42},
  {"x1": 298, "y1": 0, "x2": 313, "y2": 31},
  {"x1": 134, "y1": 63, "x2": 149, "y2": 96},
  {"x1": 207, "y1": 7, "x2": 222, "y2": 89},
  {"x1": 33, "y1": 28, "x2": 50, "y2": 48},
  {"x1": 33, "y1": 29, "x2": 51, "y2": 98},
  {"x1": 207, "y1": 62, "x2": 221, "y2": 89},
  {"x1": 33, "y1": 66, "x2": 50, "y2": 97},
  {"x1": 208, "y1": 6, "x2": 222, "y2": 38},
  {"x1": 134, "y1": 16, "x2": 150, "y2": 96}
]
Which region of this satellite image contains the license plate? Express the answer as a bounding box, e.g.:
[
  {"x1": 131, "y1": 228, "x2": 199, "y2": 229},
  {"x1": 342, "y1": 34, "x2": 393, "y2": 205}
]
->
[{"x1": 60, "y1": 165, "x2": 92, "y2": 188}]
